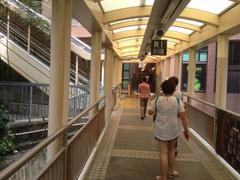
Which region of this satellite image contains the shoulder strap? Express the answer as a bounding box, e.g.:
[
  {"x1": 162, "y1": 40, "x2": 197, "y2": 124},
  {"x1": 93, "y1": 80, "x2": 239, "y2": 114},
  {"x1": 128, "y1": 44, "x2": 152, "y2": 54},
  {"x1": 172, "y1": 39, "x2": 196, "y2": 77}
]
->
[
  {"x1": 176, "y1": 97, "x2": 180, "y2": 114},
  {"x1": 176, "y1": 96, "x2": 180, "y2": 105},
  {"x1": 155, "y1": 96, "x2": 159, "y2": 113}
]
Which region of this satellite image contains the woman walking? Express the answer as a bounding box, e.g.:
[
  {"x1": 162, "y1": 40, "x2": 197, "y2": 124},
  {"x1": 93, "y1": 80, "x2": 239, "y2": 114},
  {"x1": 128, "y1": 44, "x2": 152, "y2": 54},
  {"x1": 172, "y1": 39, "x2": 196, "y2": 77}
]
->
[{"x1": 149, "y1": 80, "x2": 189, "y2": 180}]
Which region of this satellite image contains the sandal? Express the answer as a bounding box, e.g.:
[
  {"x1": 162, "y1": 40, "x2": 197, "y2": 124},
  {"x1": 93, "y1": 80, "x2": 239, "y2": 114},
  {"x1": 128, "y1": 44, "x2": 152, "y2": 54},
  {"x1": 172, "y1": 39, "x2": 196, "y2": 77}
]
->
[{"x1": 168, "y1": 170, "x2": 179, "y2": 178}]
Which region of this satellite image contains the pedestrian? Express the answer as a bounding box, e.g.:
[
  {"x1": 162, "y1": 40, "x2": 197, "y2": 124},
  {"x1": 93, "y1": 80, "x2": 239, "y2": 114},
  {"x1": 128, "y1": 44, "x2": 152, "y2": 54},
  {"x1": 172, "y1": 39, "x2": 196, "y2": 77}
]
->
[
  {"x1": 137, "y1": 76, "x2": 151, "y2": 120},
  {"x1": 168, "y1": 76, "x2": 183, "y2": 157},
  {"x1": 148, "y1": 80, "x2": 189, "y2": 180},
  {"x1": 168, "y1": 76, "x2": 182, "y2": 100}
]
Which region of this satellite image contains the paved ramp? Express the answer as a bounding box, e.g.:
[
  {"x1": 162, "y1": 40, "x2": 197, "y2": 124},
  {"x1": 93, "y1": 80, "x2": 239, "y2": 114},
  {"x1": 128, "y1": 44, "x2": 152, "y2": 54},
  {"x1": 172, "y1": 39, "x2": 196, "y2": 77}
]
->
[{"x1": 85, "y1": 97, "x2": 234, "y2": 180}]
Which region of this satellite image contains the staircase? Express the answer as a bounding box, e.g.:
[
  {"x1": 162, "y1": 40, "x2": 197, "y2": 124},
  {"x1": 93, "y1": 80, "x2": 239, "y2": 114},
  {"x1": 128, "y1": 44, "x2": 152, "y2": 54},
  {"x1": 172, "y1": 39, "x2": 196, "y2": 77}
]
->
[{"x1": 0, "y1": 1, "x2": 100, "y2": 85}]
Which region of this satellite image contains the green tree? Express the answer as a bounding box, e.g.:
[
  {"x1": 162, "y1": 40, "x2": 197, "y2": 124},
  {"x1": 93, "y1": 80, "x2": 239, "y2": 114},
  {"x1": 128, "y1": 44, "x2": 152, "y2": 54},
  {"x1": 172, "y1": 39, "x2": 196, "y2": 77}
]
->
[{"x1": 0, "y1": 105, "x2": 14, "y2": 156}]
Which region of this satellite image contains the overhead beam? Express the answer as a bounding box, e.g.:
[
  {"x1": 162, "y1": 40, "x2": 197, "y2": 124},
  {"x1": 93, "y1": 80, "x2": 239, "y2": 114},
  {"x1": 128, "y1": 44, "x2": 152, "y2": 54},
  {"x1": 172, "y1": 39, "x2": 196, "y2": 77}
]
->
[
  {"x1": 109, "y1": 19, "x2": 148, "y2": 30},
  {"x1": 161, "y1": 37, "x2": 181, "y2": 44},
  {"x1": 114, "y1": 29, "x2": 145, "y2": 41},
  {"x1": 172, "y1": 21, "x2": 201, "y2": 32},
  {"x1": 104, "y1": 6, "x2": 219, "y2": 27},
  {"x1": 103, "y1": 6, "x2": 152, "y2": 24},
  {"x1": 167, "y1": 4, "x2": 240, "y2": 58},
  {"x1": 119, "y1": 43, "x2": 175, "y2": 50},
  {"x1": 164, "y1": 31, "x2": 190, "y2": 42},
  {"x1": 179, "y1": 8, "x2": 219, "y2": 26},
  {"x1": 139, "y1": 0, "x2": 190, "y2": 59}
]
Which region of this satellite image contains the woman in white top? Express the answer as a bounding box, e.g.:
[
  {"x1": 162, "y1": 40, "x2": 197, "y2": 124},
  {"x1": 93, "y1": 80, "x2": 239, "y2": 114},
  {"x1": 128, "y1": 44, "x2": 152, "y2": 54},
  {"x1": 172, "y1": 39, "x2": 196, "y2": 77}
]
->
[{"x1": 149, "y1": 80, "x2": 189, "y2": 180}]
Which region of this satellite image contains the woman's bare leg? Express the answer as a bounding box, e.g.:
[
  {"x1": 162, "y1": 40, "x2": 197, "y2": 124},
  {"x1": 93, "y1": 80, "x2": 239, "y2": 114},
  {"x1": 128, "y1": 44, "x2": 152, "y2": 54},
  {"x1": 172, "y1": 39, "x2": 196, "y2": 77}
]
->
[
  {"x1": 159, "y1": 141, "x2": 168, "y2": 180},
  {"x1": 168, "y1": 139, "x2": 178, "y2": 176}
]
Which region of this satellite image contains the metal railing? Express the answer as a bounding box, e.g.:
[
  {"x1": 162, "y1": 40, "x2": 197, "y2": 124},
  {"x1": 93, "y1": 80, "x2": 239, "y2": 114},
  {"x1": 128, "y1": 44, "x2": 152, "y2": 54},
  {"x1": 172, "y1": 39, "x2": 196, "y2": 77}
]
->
[
  {"x1": 0, "y1": 0, "x2": 92, "y2": 56},
  {"x1": 0, "y1": 82, "x2": 90, "y2": 123},
  {"x1": 184, "y1": 95, "x2": 240, "y2": 176},
  {"x1": 0, "y1": 85, "x2": 121, "y2": 180},
  {"x1": 184, "y1": 95, "x2": 216, "y2": 146},
  {"x1": 0, "y1": 2, "x2": 91, "y2": 84}
]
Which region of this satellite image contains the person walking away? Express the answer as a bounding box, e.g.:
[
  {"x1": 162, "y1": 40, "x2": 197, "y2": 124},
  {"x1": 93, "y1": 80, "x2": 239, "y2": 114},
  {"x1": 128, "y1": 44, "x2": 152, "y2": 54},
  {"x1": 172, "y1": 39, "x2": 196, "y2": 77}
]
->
[
  {"x1": 168, "y1": 76, "x2": 183, "y2": 156},
  {"x1": 148, "y1": 80, "x2": 189, "y2": 180},
  {"x1": 168, "y1": 76, "x2": 182, "y2": 100},
  {"x1": 138, "y1": 76, "x2": 151, "y2": 120}
]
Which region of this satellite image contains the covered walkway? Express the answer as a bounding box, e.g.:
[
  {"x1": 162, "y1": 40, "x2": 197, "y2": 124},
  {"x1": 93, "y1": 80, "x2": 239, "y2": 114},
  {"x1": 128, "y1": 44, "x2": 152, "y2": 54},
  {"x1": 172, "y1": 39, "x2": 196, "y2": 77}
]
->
[{"x1": 85, "y1": 97, "x2": 234, "y2": 180}]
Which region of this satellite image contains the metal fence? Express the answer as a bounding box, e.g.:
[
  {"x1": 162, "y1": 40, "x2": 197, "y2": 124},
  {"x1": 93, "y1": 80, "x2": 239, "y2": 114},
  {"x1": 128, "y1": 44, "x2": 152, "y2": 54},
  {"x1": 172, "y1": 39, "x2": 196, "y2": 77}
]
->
[
  {"x1": 184, "y1": 95, "x2": 240, "y2": 176},
  {"x1": 0, "y1": 85, "x2": 121, "y2": 180},
  {"x1": 0, "y1": 82, "x2": 90, "y2": 123}
]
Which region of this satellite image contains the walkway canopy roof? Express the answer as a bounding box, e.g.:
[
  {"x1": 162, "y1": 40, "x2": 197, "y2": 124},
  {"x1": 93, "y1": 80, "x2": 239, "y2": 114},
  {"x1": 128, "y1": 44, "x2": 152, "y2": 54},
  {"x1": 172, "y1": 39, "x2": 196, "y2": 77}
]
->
[{"x1": 83, "y1": 0, "x2": 238, "y2": 62}]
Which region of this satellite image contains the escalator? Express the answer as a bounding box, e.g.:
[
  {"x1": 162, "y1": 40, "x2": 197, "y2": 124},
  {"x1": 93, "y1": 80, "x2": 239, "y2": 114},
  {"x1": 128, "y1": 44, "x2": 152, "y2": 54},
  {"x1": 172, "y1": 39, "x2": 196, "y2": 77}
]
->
[{"x1": 0, "y1": 1, "x2": 96, "y2": 84}]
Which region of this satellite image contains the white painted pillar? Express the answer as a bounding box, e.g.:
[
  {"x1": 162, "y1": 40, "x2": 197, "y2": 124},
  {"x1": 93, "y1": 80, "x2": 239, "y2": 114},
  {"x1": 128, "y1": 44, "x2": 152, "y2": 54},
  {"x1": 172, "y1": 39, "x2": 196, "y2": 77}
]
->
[
  {"x1": 104, "y1": 48, "x2": 114, "y2": 94},
  {"x1": 75, "y1": 55, "x2": 79, "y2": 85},
  {"x1": 174, "y1": 54, "x2": 180, "y2": 78},
  {"x1": 89, "y1": 28, "x2": 102, "y2": 108},
  {"x1": 215, "y1": 35, "x2": 229, "y2": 108},
  {"x1": 160, "y1": 61, "x2": 165, "y2": 82},
  {"x1": 47, "y1": 0, "x2": 72, "y2": 161},
  {"x1": 155, "y1": 62, "x2": 161, "y2": 95},
  {"x1": 101, "y1": 61, "x2": 104, "y2": 87},
  {"x1": 114, "y1": 56, "x2": 123, "y2": 85},
  {"x1": 187, "y1": 48, "x2": 196, "y2": 98},
  {"x1": 165, "y1": 58, "x2": 170, "y2": 79}
]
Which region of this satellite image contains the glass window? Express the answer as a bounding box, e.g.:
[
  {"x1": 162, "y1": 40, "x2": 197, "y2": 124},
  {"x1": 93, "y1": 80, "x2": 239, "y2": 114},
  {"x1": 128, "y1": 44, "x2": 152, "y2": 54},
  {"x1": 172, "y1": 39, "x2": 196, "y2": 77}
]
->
[
  {"x1": 181, "y1": 64, "x2": 207, "y2": 92},
  {"x1": 182, "y1": 52, "x2": 189, "y2": 62},
  {"x1": 199, "y1": 51, "x2": 207, "y2": 62}
]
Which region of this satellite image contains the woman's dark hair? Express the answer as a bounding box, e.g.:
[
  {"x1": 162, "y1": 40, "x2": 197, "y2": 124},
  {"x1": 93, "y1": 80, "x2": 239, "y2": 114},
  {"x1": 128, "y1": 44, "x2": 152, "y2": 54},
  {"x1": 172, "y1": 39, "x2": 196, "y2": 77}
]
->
[
  {"x1": 168, "y1": 76, "x2": 179, "y2": 87},
  {"x1": 161, "y1": 80, "x2": 176, "y2": 95},
  {"x1": 141, "y1": 76, "x2": 147, "y2": 82}
]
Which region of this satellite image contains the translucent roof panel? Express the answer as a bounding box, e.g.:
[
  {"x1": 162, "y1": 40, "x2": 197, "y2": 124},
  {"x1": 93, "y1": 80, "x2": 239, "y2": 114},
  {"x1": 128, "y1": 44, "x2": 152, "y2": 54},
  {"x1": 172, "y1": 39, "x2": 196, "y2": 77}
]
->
[
  {"x1": 187, "y1": 0, "x2": 234, "y2": 14},
  {"x1": 169, "y1": 26, "x2": 193, "y2": 35},
  {"x1": 121, "y1": 47, "x2": 140, "y2": 53},
  {"x1": 110, "y1": 18, "x2": 139, "y2": 25},
  {"x1": 145, "y1": 0, "x2": 155, "y2": 6},
  {"x1": 140, "y1": 25, "x2": 147, "y2": 29},
  {"x1": 176, "y1": 18, "x2": 204, "y2": 26},
  {"x1": 168, "y1": 41, "x2": 177, "y2": 45},
  {"x1": 110, "y1": 17, "x2": 149, "y2": 25},
  {"x1": 113, "y1": 26, "x2": 139, "y2": 33},
  {"x1": 100, "y1": 0, "x2": 154, "y2": 12},
  {"x1": 161, "y1": 37, "x2": 181, "y2": 44}
]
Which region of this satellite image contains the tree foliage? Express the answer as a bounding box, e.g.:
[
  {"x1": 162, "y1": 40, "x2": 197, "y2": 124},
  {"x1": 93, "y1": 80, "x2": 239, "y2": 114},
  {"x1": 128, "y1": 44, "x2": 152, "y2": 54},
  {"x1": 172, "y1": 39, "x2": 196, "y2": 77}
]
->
[{"x1": 0, "y1": 105, "x2": 14, "y2": 156}]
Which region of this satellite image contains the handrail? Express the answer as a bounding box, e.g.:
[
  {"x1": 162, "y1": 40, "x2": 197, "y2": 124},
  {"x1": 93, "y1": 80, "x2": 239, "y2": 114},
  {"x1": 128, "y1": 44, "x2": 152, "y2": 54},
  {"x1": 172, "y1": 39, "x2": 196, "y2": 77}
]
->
[
  {"x1": 0, "y1": 127, "x2": 66, "y2": 180},
  {"x1": 184, "y1": 94, "x2": 240, "y2": 118},
  {"x1": 184, "y1": 94, "x2": 216, "y2": 108},
  {"x1": 0, "y1": 87, "x2": 115, "y2": 180}
]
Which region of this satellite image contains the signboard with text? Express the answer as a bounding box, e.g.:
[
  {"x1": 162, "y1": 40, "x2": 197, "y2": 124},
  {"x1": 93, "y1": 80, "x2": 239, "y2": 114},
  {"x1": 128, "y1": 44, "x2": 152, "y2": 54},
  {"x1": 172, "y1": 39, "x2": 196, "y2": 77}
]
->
[{"x1": 151, "y1": 40, "x2": 167, "y2": 56}]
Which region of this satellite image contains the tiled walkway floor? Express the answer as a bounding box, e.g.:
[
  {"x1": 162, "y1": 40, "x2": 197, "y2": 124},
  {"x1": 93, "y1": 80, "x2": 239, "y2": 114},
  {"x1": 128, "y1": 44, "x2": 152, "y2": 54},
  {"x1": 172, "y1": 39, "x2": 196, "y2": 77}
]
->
[{"x1": 85, "y1": 97, "x2": 235, "y2": 180}]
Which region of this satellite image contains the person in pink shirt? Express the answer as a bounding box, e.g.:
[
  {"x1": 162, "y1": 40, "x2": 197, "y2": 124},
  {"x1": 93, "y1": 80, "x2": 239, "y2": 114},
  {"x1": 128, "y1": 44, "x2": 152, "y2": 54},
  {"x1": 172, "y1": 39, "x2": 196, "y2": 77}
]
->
[{"x1": 138, "y1": 76, "x2": 151, "y2": 120}]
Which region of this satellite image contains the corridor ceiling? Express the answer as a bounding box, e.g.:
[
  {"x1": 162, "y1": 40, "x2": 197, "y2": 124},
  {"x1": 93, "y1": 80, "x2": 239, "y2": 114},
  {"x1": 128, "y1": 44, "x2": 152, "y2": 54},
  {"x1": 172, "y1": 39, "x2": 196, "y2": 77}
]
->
[{"x1": 84, "y1": 0, "x2": 238, "y2": 61}]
